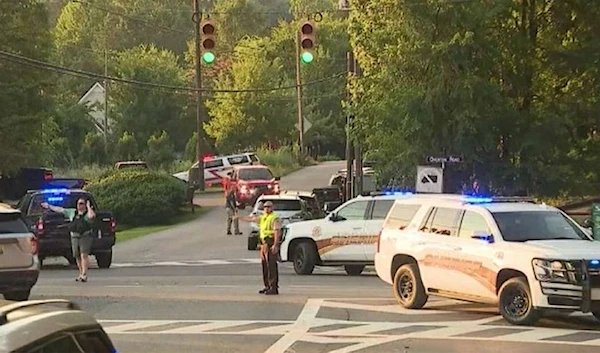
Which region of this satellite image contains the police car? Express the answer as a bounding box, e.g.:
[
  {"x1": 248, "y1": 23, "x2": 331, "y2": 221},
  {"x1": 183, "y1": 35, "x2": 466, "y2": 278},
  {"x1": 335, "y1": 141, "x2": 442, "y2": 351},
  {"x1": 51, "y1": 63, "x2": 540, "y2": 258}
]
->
[
  {"x1": 374, "y1": 194, "x2": 600, "y2": 325},
  {"x1": 279, "y1": 192, "x2": 408, "y2": 276}
]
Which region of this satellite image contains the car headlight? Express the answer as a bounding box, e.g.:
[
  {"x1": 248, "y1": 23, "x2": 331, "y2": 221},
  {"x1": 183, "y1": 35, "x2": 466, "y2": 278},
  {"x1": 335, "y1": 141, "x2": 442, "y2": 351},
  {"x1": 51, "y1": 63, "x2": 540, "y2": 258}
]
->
[
  {"x1": 240, "y1": 185, "x2": 248, "y2": 193},
  {"x1": 532, "y1": 258, "x2": 580, "y2": 283}
]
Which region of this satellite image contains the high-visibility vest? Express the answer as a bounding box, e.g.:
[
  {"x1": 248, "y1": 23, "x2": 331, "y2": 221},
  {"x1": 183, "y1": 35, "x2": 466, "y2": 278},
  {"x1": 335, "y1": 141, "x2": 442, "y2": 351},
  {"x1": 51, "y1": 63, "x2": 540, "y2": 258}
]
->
[{"x1": 259, "y1": 212, "x2": 279, "y2": 240}]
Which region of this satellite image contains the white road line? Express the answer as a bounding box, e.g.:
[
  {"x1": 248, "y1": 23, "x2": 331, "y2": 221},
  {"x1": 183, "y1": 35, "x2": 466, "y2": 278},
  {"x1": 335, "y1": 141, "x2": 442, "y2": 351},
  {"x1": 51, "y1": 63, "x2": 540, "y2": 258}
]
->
[
  {"x1": 321, "y1": 300, "x2": 455, "y2": 315},
  {"x1": 264, "y1": 298, "x2": 324, "y2": 353}
]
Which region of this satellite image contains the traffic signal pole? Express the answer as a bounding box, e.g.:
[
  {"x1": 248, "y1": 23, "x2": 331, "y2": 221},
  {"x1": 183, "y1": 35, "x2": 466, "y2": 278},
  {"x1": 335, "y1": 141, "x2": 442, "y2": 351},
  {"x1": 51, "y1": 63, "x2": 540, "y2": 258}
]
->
[
  {"x1": 192, "y1": 0, "x2": 205, "y2": 191},
  {"x1": 295, "y1": 31, "x2": 304, "y2": 153}
]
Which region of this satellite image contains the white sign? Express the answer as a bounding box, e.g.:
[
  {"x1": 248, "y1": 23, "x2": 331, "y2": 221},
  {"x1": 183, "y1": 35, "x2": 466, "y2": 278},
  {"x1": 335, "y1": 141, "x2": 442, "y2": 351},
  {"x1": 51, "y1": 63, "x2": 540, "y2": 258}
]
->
[
  {"x1": 294, "y1": 117, "x2": 313, "y2": 133},
  {"x1": 416, "y1": 165, "x2": 443, "y2": 193}
]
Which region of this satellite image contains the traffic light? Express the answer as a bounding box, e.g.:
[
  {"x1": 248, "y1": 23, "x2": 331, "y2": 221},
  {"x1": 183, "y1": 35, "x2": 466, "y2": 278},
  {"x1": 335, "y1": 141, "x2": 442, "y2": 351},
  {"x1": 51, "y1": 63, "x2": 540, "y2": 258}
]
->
[
  {"x1": 299, "y1": 20, "x2": 315, "y2": 64},
  {"x1": 200, "y1": 19, "x2": 216, "y2": 65}
]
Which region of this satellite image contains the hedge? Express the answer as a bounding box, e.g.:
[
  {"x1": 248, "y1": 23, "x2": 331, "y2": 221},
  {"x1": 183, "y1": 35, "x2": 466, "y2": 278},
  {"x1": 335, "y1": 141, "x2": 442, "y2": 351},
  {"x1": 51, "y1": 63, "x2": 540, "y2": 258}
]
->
[{"x1": 85, "y1": 169, "x2": 186, "y2": 227}]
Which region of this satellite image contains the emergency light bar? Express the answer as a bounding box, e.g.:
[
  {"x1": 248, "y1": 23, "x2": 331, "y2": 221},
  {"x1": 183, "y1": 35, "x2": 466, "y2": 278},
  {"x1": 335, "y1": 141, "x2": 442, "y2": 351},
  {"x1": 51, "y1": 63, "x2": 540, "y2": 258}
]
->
[
  {"x1": 40, "y1": 188, "x2": 71, "y2": 194},
  {"x1": 462, "y1": 196, "x2": 537, "y2": 204}
]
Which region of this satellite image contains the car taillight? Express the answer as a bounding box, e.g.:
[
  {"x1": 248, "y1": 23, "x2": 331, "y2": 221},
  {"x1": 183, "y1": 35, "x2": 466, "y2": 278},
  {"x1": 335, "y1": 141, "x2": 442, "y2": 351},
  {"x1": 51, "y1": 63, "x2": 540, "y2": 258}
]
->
[
  {"x1": 110, "y1": 218, "x2": 117, "y2": 232},
  {"x1": 44, "y1": 172, "x2": 52, "y2": 180},
  {"x1": 376, "y1": 230, "x2": 382, "y2": 252},
  {"x1": 35, "y1": 219, "x2": 44, "y2": 236},
  {"x1": 30, "y1": 236, "x2": 39, "y2": 255}
]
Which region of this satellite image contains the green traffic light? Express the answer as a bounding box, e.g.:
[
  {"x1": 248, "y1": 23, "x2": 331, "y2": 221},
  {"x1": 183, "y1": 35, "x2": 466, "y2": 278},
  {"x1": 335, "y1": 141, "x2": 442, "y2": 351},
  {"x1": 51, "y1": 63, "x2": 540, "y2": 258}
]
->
[
  {"x1": 202, "y1": 52, "x2": 215, "y2": 64},
  {"x1": 300, "y1": 51, "x2": 314, "y2": 64}
]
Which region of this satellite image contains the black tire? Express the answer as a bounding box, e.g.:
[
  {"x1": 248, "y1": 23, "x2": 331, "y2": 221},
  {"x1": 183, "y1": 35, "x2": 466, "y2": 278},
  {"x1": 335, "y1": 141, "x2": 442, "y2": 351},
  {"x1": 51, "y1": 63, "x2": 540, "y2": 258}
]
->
[
  {"x1": 344, "y1": 265, "x2": 365, "y2": 276},
  {"x1": 96, "y1": 251, "x2": 113, "y2": 269},
  {"x1": 498, "y1": 277, "x2": 540, "y2": 326},
  {"x1": 592, "y1": 311, "x2": 600, "y2": 322},
  {"x1": 4, "y1": 289, "x2": 31, "y2": 301},
  {"x1": 247, "y1": 236, "x2": 258, "y2": 251},
  {"x1": 393, "y1": 263, "x2": 428, "y2": 309},
  {"x1": 293, "y1": 242, "x2": 317, "y2": 275}
]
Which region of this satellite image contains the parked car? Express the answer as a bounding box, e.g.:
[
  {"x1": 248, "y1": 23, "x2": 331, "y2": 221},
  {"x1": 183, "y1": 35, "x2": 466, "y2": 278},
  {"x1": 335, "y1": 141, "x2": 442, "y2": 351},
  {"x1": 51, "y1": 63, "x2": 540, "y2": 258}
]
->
[
  {"x1": 16, "y1": 189, "x2": 116, "y2": 268},
  {"x1": 0, "y1": 203, "x2": 40, "y2": 301},
  {"x1": 173, "y1": 152, "x2": 260, "y2": 187},
  {"x1": 0, "y1": 299, "x2": 118, "y2": 352},
  {"x1": 279, "y1": 190, "x2": 326, "y2": 219},
  {"x1": 223, "y1": 165, "x2": 280, "y2": 208},
  {"x1": 246, "y1": 194, "x2": 313, "y2": 250},
  {"x1": 114, "y1": 161, "x2": 148, "y2": 170}
]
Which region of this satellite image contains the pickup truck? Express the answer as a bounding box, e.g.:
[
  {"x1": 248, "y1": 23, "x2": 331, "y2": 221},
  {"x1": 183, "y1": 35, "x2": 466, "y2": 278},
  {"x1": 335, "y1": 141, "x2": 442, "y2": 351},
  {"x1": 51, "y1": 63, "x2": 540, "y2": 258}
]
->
[
  {"x1": 16, "y1": 189, "x2": 116, "y2": 268},
  {"x1": 223, "y1": 165, "x2": 281, "y2": 208}
]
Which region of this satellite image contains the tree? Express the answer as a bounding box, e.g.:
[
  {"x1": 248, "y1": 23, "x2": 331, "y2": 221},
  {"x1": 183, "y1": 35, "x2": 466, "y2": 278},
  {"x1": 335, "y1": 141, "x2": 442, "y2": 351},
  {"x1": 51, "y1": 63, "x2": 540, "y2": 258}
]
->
[
  {"x1": 110, "y1": 44, "x2": 191, "y2": 151},
  {"x1": 80, "y1": 132, "x2": 108, "y2": 165},
  {"x1": 0, "y1": 0, "x2": 55, "y2": 173},
  {"x1": 116, "y1": 131, "x2": 139, "y2": 160},
  {"x1": 146, "y1": 130, "x2": 174, "y2": 167}
]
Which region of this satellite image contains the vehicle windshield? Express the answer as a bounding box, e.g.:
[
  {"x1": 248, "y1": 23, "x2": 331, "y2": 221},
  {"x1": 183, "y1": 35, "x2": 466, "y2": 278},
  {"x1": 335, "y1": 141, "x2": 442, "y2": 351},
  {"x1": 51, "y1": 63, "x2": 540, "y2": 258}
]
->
[
  {"x1": 257, "y1": 199, "x2": 302, "y2": 212},
  {"x1": 492, "y1": 211, "x2": 589, "y2": 242},
  {"x1": 29, "y1": 193, "x2": 90, "y2": 216},
  {"x1": 239, "y1": 168, "x2": 273, "y2": 180},
  {"x1": 0, "y1": 213, "x2": 29, "y2": 234}
]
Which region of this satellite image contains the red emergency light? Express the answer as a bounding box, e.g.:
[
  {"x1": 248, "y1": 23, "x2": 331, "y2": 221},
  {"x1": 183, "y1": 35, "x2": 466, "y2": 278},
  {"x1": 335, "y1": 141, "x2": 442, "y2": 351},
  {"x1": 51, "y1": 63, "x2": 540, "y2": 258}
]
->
[{"x1": 202, "y1": 154, "x2": 215, "y2": 161}]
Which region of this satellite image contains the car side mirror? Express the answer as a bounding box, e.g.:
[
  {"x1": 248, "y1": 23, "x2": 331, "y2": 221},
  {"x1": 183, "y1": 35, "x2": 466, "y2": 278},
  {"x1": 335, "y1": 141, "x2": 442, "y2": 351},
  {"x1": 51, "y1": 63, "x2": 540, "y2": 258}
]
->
[
  {"x1": 329, "y1": 213, "x2": 338, "y2": 222},
  {"x1": 471, "y1": 231, "x2": 494, "y2": 243},
  {"x1": 583, "y1": 218, "x2": 593, "y2": 229},
  {"x1": 274, "y1": 176, "x2": 281, "y2": 181}
]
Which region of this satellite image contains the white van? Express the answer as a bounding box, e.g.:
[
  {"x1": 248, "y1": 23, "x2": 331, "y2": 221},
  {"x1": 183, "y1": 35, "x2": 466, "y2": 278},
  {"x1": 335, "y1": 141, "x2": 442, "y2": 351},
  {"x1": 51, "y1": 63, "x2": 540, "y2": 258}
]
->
[{"x1": 173, "y1": 152, "x2": 260, "y2": 187}]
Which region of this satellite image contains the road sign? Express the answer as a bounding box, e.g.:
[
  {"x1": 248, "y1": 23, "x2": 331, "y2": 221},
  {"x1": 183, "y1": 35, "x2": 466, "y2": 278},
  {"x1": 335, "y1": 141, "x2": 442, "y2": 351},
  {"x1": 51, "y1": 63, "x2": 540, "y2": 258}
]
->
[
  {"x1": 294, "y1": 117, "x2": 313, "y2": 133},
  {"x1": 427, "y1": 156, "x2": 463, "y2": 164},
  {"x1": 416, "y1": 166, "x2": 443, "y2": 193}
]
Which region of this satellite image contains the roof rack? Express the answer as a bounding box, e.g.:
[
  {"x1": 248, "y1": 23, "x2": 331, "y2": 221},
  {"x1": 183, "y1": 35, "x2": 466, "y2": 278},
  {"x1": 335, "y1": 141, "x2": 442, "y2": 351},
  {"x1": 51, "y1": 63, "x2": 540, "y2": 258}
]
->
[{"x1": 0, "y1": 299, "x2": 81, "y2": 325}]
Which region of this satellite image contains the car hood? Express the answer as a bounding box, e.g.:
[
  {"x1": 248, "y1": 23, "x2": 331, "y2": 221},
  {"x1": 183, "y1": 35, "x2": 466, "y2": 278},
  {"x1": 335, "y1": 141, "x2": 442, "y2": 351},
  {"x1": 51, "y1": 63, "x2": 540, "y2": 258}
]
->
[{"x1": 524, "y1": 239, "x2": 600, "y2": 259}]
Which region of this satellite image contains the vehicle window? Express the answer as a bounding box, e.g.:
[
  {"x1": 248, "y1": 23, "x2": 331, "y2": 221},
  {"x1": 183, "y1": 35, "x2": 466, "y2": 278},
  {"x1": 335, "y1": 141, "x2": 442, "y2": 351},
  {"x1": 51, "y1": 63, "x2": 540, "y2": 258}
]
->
[
  {"x1": 238, "y1": 168, "x2": 273, "y2": 180},
  {"x1": 227, "y1": 155, "x2": 249, "y2": 165},
  {"x1": 337, "y1": 201, "x2": 369, "y2": 221},
  {"x1": 29, "y1": 194, "x2": 91, "y2": 216},
  {"x1": 371, "y1": 200, "x2": 394, "y2": 219},
  {"x1": 492, "y1": 211, "x2": 588, "y2": 242},
  {"x1": 0, "y1": 212, "x2": 29, "y2": 234},
  {"x1": 299, "y1": 196, "x2": 319, "y2": 212},
  {"x1": 75, "y1": 330, "x2": 114, "y2": 353},
  {"x1": 386, "y1": 204, "x2": 421, "y2": 230},
  {"x1": 428, "y1": 207, "x2": 462, "y2": 236},
  {"x1": 249, "y1": 154, "x2": 259, "y2": 162},
  {"x1": 28, "y1": 334, "x2": 82, "y2": 353},
  {"x1": 204, "y1": 159, "x2": 224, "y2": 169},
  {"x1": 257, "y1": 199, "x2": 302, "y2": 211},
  {"x1": 458, "y1": 211, "x2": 491, "y2": 239}
]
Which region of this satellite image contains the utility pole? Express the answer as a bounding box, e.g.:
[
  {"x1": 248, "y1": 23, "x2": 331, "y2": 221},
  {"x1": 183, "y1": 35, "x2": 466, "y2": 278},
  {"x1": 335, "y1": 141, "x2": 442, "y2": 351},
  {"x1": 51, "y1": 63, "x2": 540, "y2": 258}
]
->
[
  {"x1": 353, "y1": 58, "x2": 363, "y2": 196},
  {"x1": 192, "y1": 0, "x2": 205, "y2": 191},
  {"x1": 295, "y1": 31, "x2": 304, "y2": 153},
  {"x1": 103, "y1": 49, "x2": 109, "y2": 153},
  {"x1": 345, "y1": 51, "x2": 354, "y2": 200}
]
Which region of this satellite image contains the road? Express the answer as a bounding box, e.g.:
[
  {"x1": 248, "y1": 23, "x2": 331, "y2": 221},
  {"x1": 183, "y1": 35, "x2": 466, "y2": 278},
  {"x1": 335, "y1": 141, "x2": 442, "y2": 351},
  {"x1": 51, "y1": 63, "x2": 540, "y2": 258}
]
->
[{"x1": 31, "y1": 161, "x2": 600, "y2": 353}]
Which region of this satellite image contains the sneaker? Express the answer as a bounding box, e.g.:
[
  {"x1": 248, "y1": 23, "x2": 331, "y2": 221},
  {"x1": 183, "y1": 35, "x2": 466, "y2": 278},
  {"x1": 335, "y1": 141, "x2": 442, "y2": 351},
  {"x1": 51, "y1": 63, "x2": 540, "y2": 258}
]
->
[
  {"x1": 258, "y1": 288, "x2": 269, "y2": 294},
  {"x1": 80, "y1": 275, "x2": 87, "y2": 282},
  {"x1": 264, "y1": 289, "x2": 279, "y2": 295},
  {"x1": 227, "y1": 231, "x2": 232, "y2": 235},
  {"x1": 75, "y1": 276, "x2": 81, "y2": 282}
]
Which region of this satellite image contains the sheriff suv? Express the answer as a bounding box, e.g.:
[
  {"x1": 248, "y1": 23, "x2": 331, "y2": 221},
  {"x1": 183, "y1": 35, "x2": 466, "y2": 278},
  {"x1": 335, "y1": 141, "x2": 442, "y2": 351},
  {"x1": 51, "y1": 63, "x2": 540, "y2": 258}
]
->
[
  {"x1": 375, "y1": 194, "x2": 600, "y2": 326},
  {"x1": 0, "y1": 299, "x2": 117, "y2": 352},
  {"x1": 279, "y1": 192, "x2": 407, "y2": 276},
  {"x1": 0, "y1": 203, "x2": 39, "y2": 301}
]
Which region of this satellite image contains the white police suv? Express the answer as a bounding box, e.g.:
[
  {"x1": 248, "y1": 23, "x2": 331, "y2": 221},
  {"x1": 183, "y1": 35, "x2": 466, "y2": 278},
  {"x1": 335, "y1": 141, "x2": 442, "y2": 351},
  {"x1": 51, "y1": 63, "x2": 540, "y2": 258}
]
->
[
  {"x1": 374, "y1": 194, "x2": 600, "y2": 325},
  {"x1": 279, "y1": 191, "x2": 413, "y2": 276}
]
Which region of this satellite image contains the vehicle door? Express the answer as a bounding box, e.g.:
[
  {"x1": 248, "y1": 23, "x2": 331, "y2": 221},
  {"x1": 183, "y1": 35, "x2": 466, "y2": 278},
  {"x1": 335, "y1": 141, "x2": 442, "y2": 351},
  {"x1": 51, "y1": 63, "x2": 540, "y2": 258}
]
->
[
  {"x1": 449, "y1": 210, "x2": 498, "y2": 301},
  {"x1": 363, "y1": 199, "x2": 395, "y2": 261},
  {"x1": 203, "y1": 158, "x2": 226, "y2": 186},
  {"x1": 415, "y1": 206, "x2": 464, "y2": 294},
  {"x1": 319, "y1": 199, "x2": 370, "y2": 262}
]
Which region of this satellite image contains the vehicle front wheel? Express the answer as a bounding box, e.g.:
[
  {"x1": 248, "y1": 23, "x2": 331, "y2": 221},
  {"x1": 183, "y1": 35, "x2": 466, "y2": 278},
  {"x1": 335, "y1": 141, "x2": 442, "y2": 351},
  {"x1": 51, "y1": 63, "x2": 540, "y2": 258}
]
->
[
  {"x1": 293, "y1": 242, "x2": 317, "y2": 275},
  {"x1": 498, "y1": 277, "x2": 540, "y2": 326},
  {"x1": 344, "y1": 265, "x2": 365, "y2": 276},
  {"x1": 4, "y1": 289, "x2": 31, "y2": 301},
  {"x1": 393, "y1": 263, "x2": 428, "y2": 309},
  {"x1": 96, "y1": 251, "x2": 113, "y2": 269}
]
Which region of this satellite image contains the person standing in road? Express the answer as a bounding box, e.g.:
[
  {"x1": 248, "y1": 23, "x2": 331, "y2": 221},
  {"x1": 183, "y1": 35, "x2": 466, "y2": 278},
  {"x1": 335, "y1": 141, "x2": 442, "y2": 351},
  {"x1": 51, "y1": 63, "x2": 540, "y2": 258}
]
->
[
  {"x1": 226, "y1": 187, "x2": 241, "y2": 235},
  {"x1": 41, "y1": 198, "x2": 96, "y2": 282},
  {"x1": 235, "y1": 201, "x2": 280, "y2": 295}
]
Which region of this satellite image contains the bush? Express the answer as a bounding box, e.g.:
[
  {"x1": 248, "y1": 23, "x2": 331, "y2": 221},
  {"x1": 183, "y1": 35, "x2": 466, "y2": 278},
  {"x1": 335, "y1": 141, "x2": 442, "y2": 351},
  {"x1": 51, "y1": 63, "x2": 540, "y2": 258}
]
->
[{"x1": 85, "y1": 169, "x2": 186, "y2": 226}]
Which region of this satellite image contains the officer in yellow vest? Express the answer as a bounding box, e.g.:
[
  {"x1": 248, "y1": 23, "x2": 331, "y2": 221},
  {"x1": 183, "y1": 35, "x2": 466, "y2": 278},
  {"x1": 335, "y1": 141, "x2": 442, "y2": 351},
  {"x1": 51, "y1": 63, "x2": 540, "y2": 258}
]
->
[{"x1": 235, "y1": 200, "x2": 280, "y2": 295}]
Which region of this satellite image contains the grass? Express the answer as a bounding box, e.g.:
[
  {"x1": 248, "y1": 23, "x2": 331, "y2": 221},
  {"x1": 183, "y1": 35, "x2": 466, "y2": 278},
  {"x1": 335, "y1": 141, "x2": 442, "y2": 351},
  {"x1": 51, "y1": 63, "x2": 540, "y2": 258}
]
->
[{"x1": 116, "y1": 206, "x2": 213, "y2": 243}]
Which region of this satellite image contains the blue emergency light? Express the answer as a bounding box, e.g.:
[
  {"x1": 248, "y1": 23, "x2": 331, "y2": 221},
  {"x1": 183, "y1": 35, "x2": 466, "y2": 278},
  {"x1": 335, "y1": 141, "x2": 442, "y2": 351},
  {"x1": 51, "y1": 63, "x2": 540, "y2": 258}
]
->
[
  {"x1": 41, "y1": 188, "x2": 70, "y2": 194},
  {"x1": 384, "y1": 191, "x2": 414, "y2": 196},
  {"x1": 590, "y1": 260, "x2": 600, "y2": 267},
  {"x1": 46, "y1": 196, "x2": 64, "y2": 202},
  {"x1": 463, "y1": 196, "x2": 494, "y2": 204}
]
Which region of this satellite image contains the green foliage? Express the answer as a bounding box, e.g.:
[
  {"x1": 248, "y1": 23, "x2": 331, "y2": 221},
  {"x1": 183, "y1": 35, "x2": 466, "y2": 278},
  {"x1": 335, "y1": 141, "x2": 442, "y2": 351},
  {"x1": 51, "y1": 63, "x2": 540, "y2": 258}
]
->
[
  {"x1": 185, "y1": 132, "x2": 198, "y2": 162},
  {"x1": 85, "y1": 169, "x2": 186, "y2": 226},
  {"x1": 257, "y1": 145, "x2": 314, "y2": 177},
  {"x1": 80, "y1": 132, "x2": 109, "y2": 165},
  {"x1": 146, "y1": 131, "x2": 174, "y2": 168},
  {"x1": 116, "y1": 132, "x2": 139, "y2": 160}
]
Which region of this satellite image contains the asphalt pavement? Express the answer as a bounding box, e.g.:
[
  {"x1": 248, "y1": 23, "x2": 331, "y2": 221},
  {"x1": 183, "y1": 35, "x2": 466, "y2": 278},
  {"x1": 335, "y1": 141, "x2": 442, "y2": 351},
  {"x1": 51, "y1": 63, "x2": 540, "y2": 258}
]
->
[{"x1": 31, "y1": 161, "x2": 600, "y2": 353}]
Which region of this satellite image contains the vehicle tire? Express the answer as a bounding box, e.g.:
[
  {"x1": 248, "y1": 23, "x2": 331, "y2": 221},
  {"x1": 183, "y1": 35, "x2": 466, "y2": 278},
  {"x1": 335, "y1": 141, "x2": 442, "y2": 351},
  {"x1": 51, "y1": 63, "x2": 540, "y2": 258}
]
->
[
  {"x1": 498, "y1": 277, "x2": 540, "y2": 326},
  {"x1": 4, "y1": 289, "x2": 31, "y2": 301},
  {"x1": 592, "y1": 311, "x2": 600, "y2": 322},
  {"x1": 96, "y1": 251, "x2": 113, "y2": 269},
  {"x1": 393, "y1": 264, "x2": 428, "y2": 309},
  {"x1": 293, "y1": 242, "x2": 317, "y2": 275},
  {"x1": 247, "y1": 236, "x2": 258, "y2": 251},
  {"x1": 344, "y1": 265, "x2": 365, "y2": 276}
]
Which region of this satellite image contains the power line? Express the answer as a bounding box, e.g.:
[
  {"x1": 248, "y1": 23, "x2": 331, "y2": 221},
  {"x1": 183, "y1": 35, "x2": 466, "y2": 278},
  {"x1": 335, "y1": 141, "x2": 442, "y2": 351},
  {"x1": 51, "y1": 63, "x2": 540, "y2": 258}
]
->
[{"x1": 0, "y1": 49, "x2": 346, "y2": 94}]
